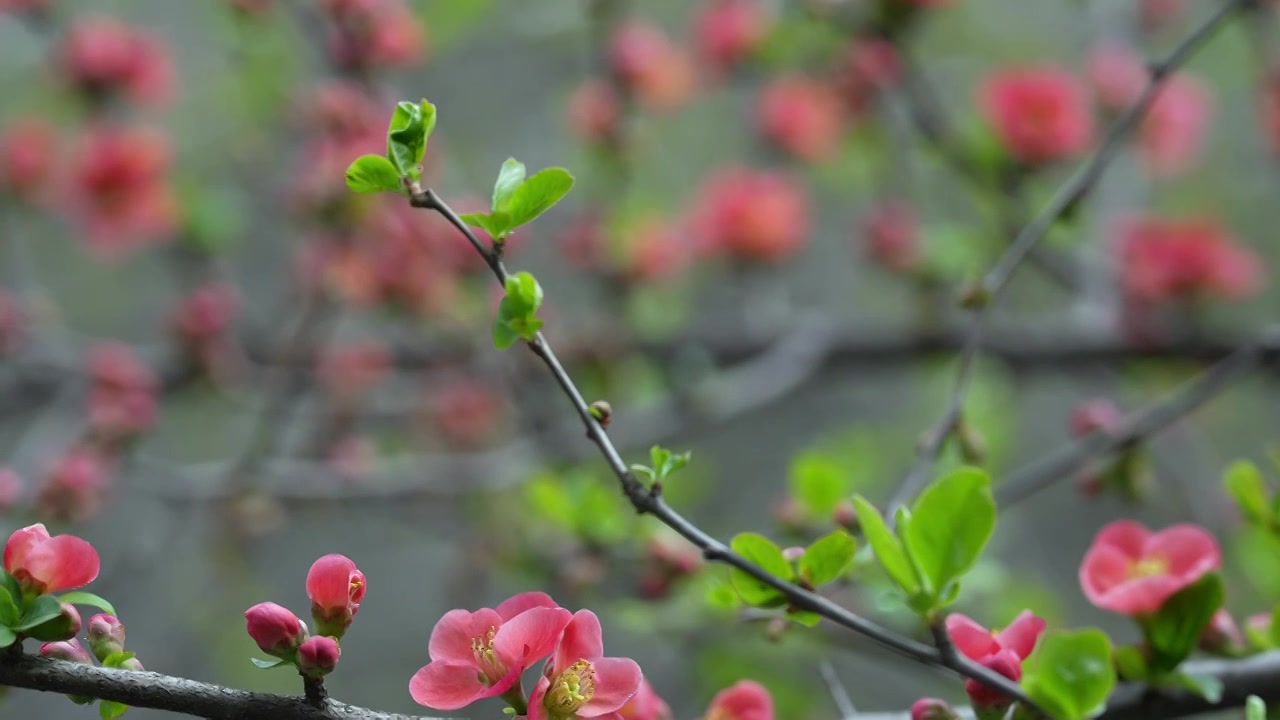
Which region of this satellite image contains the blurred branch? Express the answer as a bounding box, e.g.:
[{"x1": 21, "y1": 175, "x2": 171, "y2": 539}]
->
[
  {"x1": 886, "y1": 0, "x2": 1252, "y2": 514},
  {"x1": 0, "y1": 654, "x2": 446, "y2": 720},
  {"x1": 819, "y1": 660, "x2": 858, "y2": 720}
]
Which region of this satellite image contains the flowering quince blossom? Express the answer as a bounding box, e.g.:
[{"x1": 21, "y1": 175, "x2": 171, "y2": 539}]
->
[
  {"x1": 862, "y1": 199, "x2": 921, "y2": 273},
  {"x1": 703, "y1": 680, "x2": 774, "y2": 720},
  {"x1": 946, "y1": 611, "x2": 1046, "y2": 707},
  {"x1": 41, "y1": 639, "x2": 94, "y2": 665},
  {"x1": 910, "y1": 698, "x2": 958, "y2": 720},
  {"x1": 298, "y1": 635, "x2": 342, "y2": 678},
  {"x1": 321, "y1": 0, "x2": 426, "y2": 71},
  {"x1": 693, "y1": 0, "x2": 770, "y2": 75},
  {"x1": 57, "y1": 16, "x2": 173, "y2": 106},
  {"x1": 1079, "y1": 520, "x2": 1221, "y2": 616},
  {"x1": 0, "y1": 119, "x2": 54, "y2": 204},
  {"x1": 306, "y1": 553, "x2": 366, "y2": 637},
  {"x1": 409, "y1": 592, "x2": 573, "y2": 710},
  {"x1": 979, "y1": 66, "x2": 1094, "y2": 166},
  {"x1": 529, "y1": 609, "x2": 643, "y2": 720},
  {"x1": 244, "y1": 601, "x2": 308, "y2": 657},
  {"x1": 1069, "y1": 398, "x2": 1123, "y2": 437},
  {"x1": 1116, "y1": 216, "x2": 1263, "y2": 303},
  {"x1": 70, "y1": 125, "x2": 179, "y2": 257},
  {"x1": 0, "y1": 468, "x2": 21, "y2": 510},
  {"x1": 689, "y1": 168, "x2": 810, "y2": 263},
  {"x1": 87, "y1": 341, "x2": 159, "y2": 440},
  {"x1": 756, "y1": 75, "x2": 847, "y2": 163},
  {"x1": 609, "y1": 21, "x2": 694, "y2": 111},
  {"x1": 1087, "y1": 42, "x2": 1147, "y2": 113},
  {"x1": 36, "y1": 448, "x2": 112, "y2": 522},
  {"x1": 1138, "y1": 74, "x2": 1212, "y2": 178},
  {"x1": 567, "y1": 80, "x2": 622, "y2": 147},
  {"x1": 3, "y1": 523, "x2": 100, "y2": 594},
  {"x1": 619, "y1": 678, "x2": 672, "y2": 720}
]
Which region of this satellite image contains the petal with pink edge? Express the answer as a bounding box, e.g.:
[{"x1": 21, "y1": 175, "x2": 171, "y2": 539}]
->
[
  {"x1": 495, "y1": 606, "x2": 573, "y2": 668},
  {"x1": 527, "y1": 676, "x2": 552, "y2": 720},
  {"x1": 24, "y1": 535, "x2": 99, "y2": 592},
  {"x1": 1096, "y1": 574, "x2": 1184, "y2": 615},
  {"x1": 1146, "y1": 524, "x2": 1221, "y2": 579},
  {"x1": 496, "y1": 591, "x2": 559, "y2": 621},
  {"x1": 945, "y1": 614, "x2": 998, "y2": 660},
  {"x1": 554, "y1": 609, "x2": 606, "y2": 673},
  {"x1": 409, "y1": 661, "x2": 488, "y2": 710},
  {"x1": 707, "y1": 680, "x2": 774, "y2": 720},
  {"x1": 428, "y1": 608, "x2": 502, "y2": 663},
  {"x1": 1079, "y1": 543, "x2": 1135, "y2": 605},
  {"x1": 578, "y1": 657, "x2": 643, "y2": 716},
  {"x1": 3, "y1": 524, "x2": 50, "y2": 574},
  {"x1": 1094, "y1": 520, "x2": 1149, "y2": 559},
  {"x1": 306, "y1": 554, "x2": 359, "y2": 610},
  {"x1": 995, "y1": 611, "x2": 1046, "y2": 659}
]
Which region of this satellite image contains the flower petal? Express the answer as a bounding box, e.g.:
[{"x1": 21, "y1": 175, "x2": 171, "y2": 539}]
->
[
  {"x1": 995, "y1": 610, "x2": 1046, "y2": 660},
  {"x1": 527, "y1": 676, "x2": 551, "y2": 720},
  {"x1": 579, "y1": 657, "x2": 642, "y2": 716},
  {"x1": 495, "y1": 591, "x2": 559, "y2": 621},
  {"x1": 705, "y1": 680, "x2": 774, "y2": 720},
  {"x1": 1145, "y1": 524, "x2": 1221, "y2": 580},
  {"x1": 428, "y1": 608, "x2": 501, "y2": 663},
  {"x1": 409, "y1": 661, "x2": 488, "y2": 710},
  {"x1": 1096, "y1": 574, "x2": 1184, "y2": 615},
  {"x1": 945, "y1": 614, "x2": 998, "y2": 661},
  {"x1": 306, "y1": 554, "x2": 362, "y2": 611},
  {"x1": 495, "y1": 606, "x2": 573, "y2": 669},
  {"x1": 3, "y1": 524, "x2": 50, "y2": 575},
  {"x1": 1094, "y1": 520, "x2": 1149, "y2": 559},
  {"x1": 1079, "y1": 543, "x2": 1134, "y2": 607},
  {"x1": 550, "y1": 609, "x2": 605, "y2": 674},
  {"x1": 24, "y1": 534, "x2": 99, "y2": 592}
]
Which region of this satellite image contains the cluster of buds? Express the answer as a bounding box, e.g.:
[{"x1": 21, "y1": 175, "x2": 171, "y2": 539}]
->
[{"x1": 43, "y1": 611, "x2": 146, "y2": 707}]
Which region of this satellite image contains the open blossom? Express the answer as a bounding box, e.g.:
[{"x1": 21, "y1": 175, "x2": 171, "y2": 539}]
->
[
  {"x1": 322, "y1": 0, "x2": 426, "y2": 71},
  {"x1": 980, "y1": 66, "x2": 1093, "y2": 165},
  {"x1": 756, "y1": 75, "x2": 846, "y2": 162},
  {"x1": 529, "y1": 609, "x2": 643, "y2": 720},
  {"x1": 1, "y1": 119, "x2": 54, "y2": 203},
  {"x1": 87, "y1": 341, "x2": 158, "y2": 440},
  {"x1": 70, "y1": 126, "x2": 178, "y2": 257},
  {"x1": 620, "y1": 678, "x2": 672, "y2": 720},
  {"x1": 306, "y1": 554, "x2": 366, "y2": 638},
  {"x1": 690, "y1": 168, "x2": 809, "y2": 263},
  {"x1": 57, "y1": 17, "x2": 172, "y2": 106},
  {"x1": 694, "y1": 0, "x2": 770, "y2": 75},
  {"x1": 1139, "y1": 75, "x2": 1211, "y2": 178},
  {"x1": 1087, "y1": 42, "x2": 1147, "y2": 113},
  {"x1": 1079, "y1": 520, "x2": 1220, "y2": 615},
  {"x1": 610, "y1": 20, "x2": 694, "y2": 111},
  {"x1": 409, "y1": 592, "x2": 572, "y2": 710},
  {"x1": 36, "y1": 449, "x2": 112, "y2": 522},
  {"x1": 4, "y1": 523, "x2": 100, "y2": 594},
  {"x1": 947, "y1": 611, "x2": 1046, "y2": 707},
  {"x1": 1116, "y1": 216, "x2": 1263, "y2": 303},
  {"x1": 244, "y1": 602, "x2": 308, "y2": 657},
  {"x1": 704, "y1": 680, "x2": 773, "y2": 720}
]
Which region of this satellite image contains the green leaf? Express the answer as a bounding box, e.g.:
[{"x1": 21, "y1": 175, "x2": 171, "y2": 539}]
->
[
  {"x1": 1247, "y1": 695, "x2": 1267, "y2": 720},
  {"x1": 786, "y1": 609, "x2": 822, "y2": 627},
  {"x1": 1113, "y1": 645, "x2": 1148, "y2": 681},
  {"x1": 650, "y1": 446, "x2": 691, "y2": 481},
  {"x1": 0, "y1": 626, "x2": 14, "y2": 648},
  {"x1": 344, "y1": 154, "x2": 402, "y2": 194},
  {"x1": 99, "y1": 700, "x2": 129, "y2": 720},
  {"x1": 903, "y1": 466, "x2": 995, "y2": 604},
  {"x1": 799, "y1": 531, "x2": 856, "y2": 587},
  {"x1": 705, "y1": 580, "x2": 741, "y2": 610},
  {"x1": 493, "y1": 315, "x2": 520, "y2": 350},
  {"x1": 853, "y1": 496, "x2": 920, "y2": 596},
  {"x1": 15, "y1": 594, "x2": 63, "y2": 631},
  {"x1": 1160, "y1": 672, "x2": 1223, "y2": 703},
  {"x1": 1141, "y1": 573, "x2": 1224, "y2": 675},
  {"x1": 729, "y1": 533, "x2": 794, "y2": 608},
  {"x1": 386, "y1": 100, "x2": 428, "y2": 179},
  {"x1": 419, "y1": 99, "x2": 437, "y2": 146},
  {"x1": 504, "y1": 167, "x2": 574, "y2": 229},
  {"x1": 491, "y1": 158, "x2": 527, "y2": 212},
  {"x1": 1021, "y1": 629, "x2": 1116, "y2": 720},
  {"x1": 1225, "y1": 461, "x2": 1271, "y2": 524},
  {"x1": 0, "y1": 583, "x2": 19, "y2": 628},
  {"x1": 58, "y1": 591, "x2": 117, "y2": 617},
  {"x1": 251, "y1": 657, "x2": 290, "y2": 669},
  {"x1": 1270, "y1": 604, "x2": 1280, "y2": 649},
  {"x1": 790, "y1": 452, "x2": 846, "y2": 518},
  {"x1": 504, "y1": 272, "x2": 543, "y2": 315},
  {"x1": 459, "y1": 211, "x2": 512, "y2": 240}
]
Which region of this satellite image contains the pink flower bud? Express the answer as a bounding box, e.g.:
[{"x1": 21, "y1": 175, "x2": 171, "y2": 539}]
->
[
  {"x1": 297, "y1": 635, "x2": 341, "y2": 678},
  {"x1": 1199, "y1": 608, "x2": 1244, "y2": 655},
  {"x1": 244, "y1": 602, "x2": 307, "y2": 657},
  {"x1": 832, "y1": 498, "x2": 858, "y2": 531},
  {"x1": 911, "y1": 697, "x2": 959, "y2": 720},
  {"x1": 694, "y1": 0, "x2": 771, "y2": 75},
  {"x1": 1070, "y1": 399, "x2": 1123, "y2": 437},
  {"x1": 567, "y1": 80, "x2": 621, "y2": 147},
  {"x1": 26, "y1": 602, "x2": 82, "y2": 642},
  {"x1": 862, "y1": 200, "x2": 921, "y2": 273},
  {"x1": 756, "y1": 75, "x2": 846, "y2": 163},
  {"x1": 690, "y1": 168, "x2": 810, "y2": 264},
  {"x1": 306, "y1": 554, "x2": 365, "y2": 639},
  {"x1": 3, "y1": 523, "x2": 100, "y2": 594},
  {"x1": 782, "y1": 546, "x2": 805, "y2": 563},
  {"x1": 40, "y1": 639, "x2": 94, "y2": 665},
  {"x1": 704, "y1": 680, "x2": 773, "y2": 720},
  {"x1": 980, "y1": 65, "x2": 1093, "y2": 166},
  {"x1": 964, "y1": 649, "x2": 1022, "y2": 708},
  {"x1": 119, "y1": 657, "x2": 144, "y2": 672},
  {"x1": 88, "y1": 614, "x2": 126, "y2": 660},
  {"x1": 35, "y1": 449, "x2": 112, "y2": 523},
  {"x1": 0, "y1": 119, "x2": 54, "y2": 204}
]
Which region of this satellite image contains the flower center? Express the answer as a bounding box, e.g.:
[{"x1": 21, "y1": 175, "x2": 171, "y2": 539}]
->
[
  {"x1": 470, "y1": 626, "x2": 508, "y2": 684},
  {"x1": 544, "y1": 659, "x2": 596, "y2": 718},
  {"x1": 1130, "y1": 555, "x2": 1169, "y2": 578}
]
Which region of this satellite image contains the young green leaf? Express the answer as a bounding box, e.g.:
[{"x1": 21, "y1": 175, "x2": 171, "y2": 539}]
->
[
  {"x1": 1224, "y1": 461, "x2": 1271, "y2": 524},
  {"x1": 790, "y1": 452, "x2": 847, "y2": 518},
  {"x1": 902, "y1": 466, "x2": 995, "y2": 606},
  {"x1": 419, "y1": 99, "x2": 437, "y2": 146},
  {"x1": 852, "y1": 496, "x2": 920, "y2": 596},
  {"x1": 0, "y1": 584, "x2": 18, "y2": 627},
  {"x1": 250, "y1": 657, "x2": 290, "y2": 669},
  {"x1": 505, "y1": 272, "x2": 543, "y2": 315},
  {"x1": 15, "y1": 594, "x2": 64, "y2": 631},
  {"x1": 458, "y1": 211, "x2": 512, "y2": 240},
  {"x1": 1113, "y1": 645, "x2": 1148, "y2": 681},
  {"x1": 492, "y1": 158, "x2": 527, "y2": 212},
  {"x1": 386, "y1": 100, "x2": 429, "y2": 179},
  {"x1": 1246, "y1": 695, "x2": 1266, "y2": 720},
  {"x1": 1159, "y1": 672, "x2": 1223, "y2": 703},
  {"x1": 101, "y1": 651, "x2": 137, "y2": 669},
  {"x1": 0, "y1": 626, "x2": 14, "y2": 648},
  {"x1": 650, "y1": 445, "x2": 691, "y2": 481},
  {"x1": 344, "y1": 154, "x2": 403, "y2": 194},
  {"x1": 786, "y1": 609, "x2": 822, "y2": 627},
  {"x1": 1021, "y1": 629, "x2": 1116, "y2": 720},
  {"x1": 99, "y1": 700, "x2": 129, "y2": 720},
  {"x1": 798, "y1": 530, "x2": 856, "y2": 587},
  {"x1": 706, "y1": 579, "x2": 741, "y2": 610},
  {"x1": 58, "y1": 591, "x2": 117, "y2": 617},
  {"x1": 504, "y1": 167, "x2": 574, "y2": 228},
  {"x1": 729, "y1": 533, "x2": 794, "y2": 608},
  {"x1": 1141, "y1": 573, "x2": 1224, "y2": 674}
]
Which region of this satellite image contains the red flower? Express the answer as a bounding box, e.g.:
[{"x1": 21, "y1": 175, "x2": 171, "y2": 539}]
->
[
  {"x1": 3, "y1": 523, "x2": 100, "y2": 594},
  {"x1": 244, "y1": 602, "x2": 308, "y2": 657},
  {"x1": 1079, "y1": 520, "x2": 1220, "y2": 616},
  {"x1": 862, "y1": 200, "x2": 921, "y2": 273},
  {"x1": 35, "y1": 449, "x2": 112, "y2": 522},
  {"x1": 610, "y1": 21, "x2": 694, "y2": 111},
  {"x1": 409, "y1": 592, "x2": 572, "y2": 710},
  {"x1": 306, "y1": 554, "x2": 366, "y2": 638},
  {"x1": 947, "y1": 611, "x2": 1045, "y2": 707},
  {"x1": 704, "y1": 680, "x2": 773, "y2": 720},
  {"x1": 70, "y1": 126, "x2": 178, "y2": 257},
  {"x1": 690, "y1": 168, "x2": 810, "y2": 263},
  {"x1": 1, "y1": 119, "x2": 54, "y2": 204},
  {"x1": 567, "y1": 80, "x2": 622, "y2": 147},
  {"x1": 57, "y1": 17, "x2": 172, "y2": 106},
  {"x1": 1116, "y1": 216, "x2": 1263, "y2": 302},
  {"x1": 694, "y1": 0, "x2": 770, "y2": 75},
  {"x1": 980, "y1": 66, "x2": 1093, "y2": 166},
  {"x1": 298, "y1": 635, "x2": 341, "y2": 678},
  {"x1": 1139, "y1": 74, "x2": 1211, "y2": 178},
  {"x1": 86, "y1": 341, "x2": 158, "y2": 440},
  {"x1": 756, "y1": 75, "x2": 846, "y2": 163},
  {"x1": 620, "y1": 678, "x2": 672, "y2": 720},
  {"x1": 528, "y1": 609, "x2": 643, "y2": 720},
  {"x1": 322, "y1": 0, "x2": 426, "y2": 71}
]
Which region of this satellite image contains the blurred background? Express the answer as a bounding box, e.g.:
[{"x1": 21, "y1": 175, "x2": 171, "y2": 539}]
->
[{"x1": 1, "y1": 0, "x2": 1279, "y2": 717}]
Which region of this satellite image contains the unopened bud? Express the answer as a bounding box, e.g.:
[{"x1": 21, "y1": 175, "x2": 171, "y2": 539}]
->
[
  {"x1": 1069, "y1": 399, "x2": 1123, "y2": 437},
  {"x1": 589, "y1": 400, "x2": 613, "y2": 428},
  {"x1": 774, "y1": 498, "x2": 809, "y2": 533},
  {"x1": 957, "y1": 280, "x2": 990, "y2": 309},
  {"x1": 764, "y1": 616, "x2": 789, "y2": 642},
  {"x1": 911, "y1": 697, "x2": 960, "y2": 720},
  {"x1": 782, "y1": 546, "x2": 805, "y2": 563},
  {"x1": 87, "y1": 614, "x2": 126, "y2": 661},
  {"x1": 1199, "y1": 609, "x2": 1245, "y2": 656},
  {"x1": 297, "y1": 636, "x2": 340, "y2": 679},
  {"x1": 832, "y1": 498, "x2": 858, "y2": 531},
  {"x1": 40, "y1": 639, "x2": 93, "y2": 665},
  {"x1": 244, "y1": 602, "x2": 308, "y2": 658},
  {"x1": 956, "y1": 420, "x2": 987, "y2": 466},
  {"x1": 27, "y1": 602, "x2": 81, "y2": 642}
]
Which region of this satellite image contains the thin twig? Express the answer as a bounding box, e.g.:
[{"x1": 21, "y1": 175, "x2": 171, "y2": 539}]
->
[{"x1": 819, "y1": 660, "x2": 858, "y2": 720}]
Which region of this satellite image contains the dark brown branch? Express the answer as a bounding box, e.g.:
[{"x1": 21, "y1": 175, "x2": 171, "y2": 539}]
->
[{"x1": 0, "y1": 655, "x2": 446, "y2": 720}]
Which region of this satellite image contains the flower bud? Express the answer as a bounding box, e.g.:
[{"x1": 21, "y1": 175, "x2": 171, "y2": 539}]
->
[
  {"x1": 963, "y1": 649, "x2": 1022, "y2": 708},
  {"x1": 297, "y1": 636, "x2": 340, "y2": 679},
  {"x1": 1070, "y1": 399, "x2": 1123, "y2": 437},
  {"x1": 911, "y1": 698, "x2": 960, "y2": 720},
  {"x1": 1199, "y1": 608, "x2": 1245, "y2": 656},
  {"x1": 26, "y1": 601, "x2": 82, "y2": 642},
  {"x1": 781, "y1": 546, "x2": 805, "y2": 563},
  {"x1": 40, "y1": 638, "x2": 93, "y2": 664},
  {"x1": 306, "y1": 554, "x2": 365, "y2": 640},
  {"x1": 87, "y1": 613, "x2": 126, "y2": 661},
  {"x1": 244, "y1": 602, "x2": 308, "y2": 658},
  {"x1": 832, "y1": 498, "x2": 858, "y2": 532},
  {"x1": 119, "y1": 656, "x2": 144, "y2": 672}
]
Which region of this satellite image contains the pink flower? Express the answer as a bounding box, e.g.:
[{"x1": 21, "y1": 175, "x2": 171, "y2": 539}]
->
[
  {"x1": 86, "y1": 341, "x2": 158, "y2": 440},
  {"x1": 1079, "y1": 520, "x2": 1221, "y2": 615},
  {"x1": 862, "y1": 200, "x2": 921, "y2": 273},
  {"x1": 57, "y1": 17, "x2": 172, "y2": 106},
  {"x1": 409, "y1": 592, "x2": 572, "y2": 710},
  {"x1": 690, "y1": 168, "x2": 810, "y2": 263},
  {"x1": 980, "y1": 66, "x2": 1094, "y2": 165},
  {"x1": 529, "y1": 609, "x2": 643, "y2": 720},
  {"x1": 1139, "y1": 75, "x2": 1211, "y2": 178},
  {"x1": 1116, "y1": 216, "x2": 1264, "y2": 302},
  {"x1": 35, "y1": 449, "x2": 112, "y2": 522},
  {"x1": 704, "y1": 680, "x2": 773, "y2": 720},
  {"x1": 620, "y1": 678, "x2": 672, "y2": 720},
  {"x1": 1199, "y1": 608, "x2": 1244, "y2": 654},
  {"x1": 244, "y1": 601, "x2": 308, "y2": 656},
  {"x1": 610, "y1": 21, "x2": 694, "y2": 111},
  {"x1": 3, "y1": 523, "x2": 100, "y2": 594},
  {"x1": 306, "y1": 554, "x2": 366, "y2": 637},
  {"x1": 756, "y1": 75, "x2": 846, "y2": 162},
  {"x1": 947, "y1": 611, "x2": 1045, "y2": 707},
  {"x1": 70, "y1": 126, "x2": 178, "y2": 257},
  {"x1": 1087, "y1": 42, "x2": 1147, "y2": 112},
  {"x1": 172, "y1": 284, "x2": 237, "y2": 351},
  {"x1": 1, "y1": 119, "x2": 54, "y2": 204},
  {"x1": 298, "y1": 635, "x2": 341, "y2": 678},
  {"x1": 40, "y1": 638, "x2": 94, "y2": 665},
  {"x1": 322, "y1": 0, "x2": 426, "y2": 70},
  {"x1": 694, "y1": 0, "x2": 770, "y2": 74},
  {"x1": 837, "y1": 38, "x2": 901, "y2": 111},
  {"x1": 911, "y1": 698, "x2": 958, "y2": 720},
  {"x1": 568, "y1": 80, "x2": 622, "y2": 146},
  {"x1": 1069, "y1": 399, "x2": 1123, "y2": 437}
]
